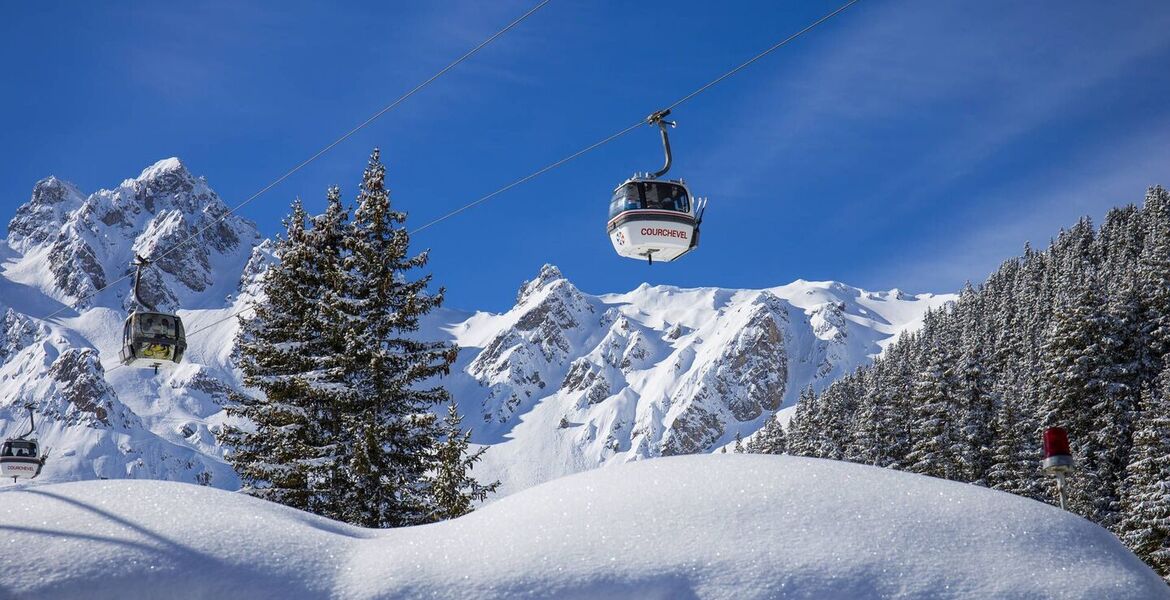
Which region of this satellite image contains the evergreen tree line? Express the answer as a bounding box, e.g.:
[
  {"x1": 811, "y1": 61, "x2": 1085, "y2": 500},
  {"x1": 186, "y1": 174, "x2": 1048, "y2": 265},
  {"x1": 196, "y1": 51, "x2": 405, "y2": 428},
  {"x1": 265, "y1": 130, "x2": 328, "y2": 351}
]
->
[
  {"x1": 220, "y1": 150, "x2": 497, "y2": 528},
  {"x1": 770, "y1": 186, "x2": 1170, "y2": 580}
]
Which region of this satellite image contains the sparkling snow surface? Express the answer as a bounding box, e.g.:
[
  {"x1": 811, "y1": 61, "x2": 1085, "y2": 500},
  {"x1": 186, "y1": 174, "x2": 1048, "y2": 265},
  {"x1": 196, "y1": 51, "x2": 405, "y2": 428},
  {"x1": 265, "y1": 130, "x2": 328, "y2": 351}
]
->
[{"x1": 1, "y1": 455, "x2": 1163, "y2": 599}]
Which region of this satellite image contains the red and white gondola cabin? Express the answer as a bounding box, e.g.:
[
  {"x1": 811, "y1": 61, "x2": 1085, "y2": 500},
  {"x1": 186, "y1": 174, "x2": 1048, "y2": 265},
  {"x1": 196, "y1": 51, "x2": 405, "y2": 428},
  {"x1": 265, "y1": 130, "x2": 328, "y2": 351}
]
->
[{"x1": 607, "y1": 177, "x2": 703, "y2": 264}]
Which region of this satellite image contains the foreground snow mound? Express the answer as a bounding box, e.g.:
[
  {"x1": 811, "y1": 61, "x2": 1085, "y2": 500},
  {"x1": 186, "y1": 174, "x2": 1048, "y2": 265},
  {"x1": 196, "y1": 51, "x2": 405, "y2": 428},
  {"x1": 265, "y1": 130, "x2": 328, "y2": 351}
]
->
[{"x1": 0, "y1": 455, "x2": 1163, "y2": 599}]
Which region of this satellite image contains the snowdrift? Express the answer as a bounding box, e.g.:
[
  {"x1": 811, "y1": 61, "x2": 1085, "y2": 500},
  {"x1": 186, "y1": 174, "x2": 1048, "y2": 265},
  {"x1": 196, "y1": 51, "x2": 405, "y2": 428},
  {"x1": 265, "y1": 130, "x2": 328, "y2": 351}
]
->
[{"x1": 0, "y1": 455, "x2": 1163, "y2": 599}]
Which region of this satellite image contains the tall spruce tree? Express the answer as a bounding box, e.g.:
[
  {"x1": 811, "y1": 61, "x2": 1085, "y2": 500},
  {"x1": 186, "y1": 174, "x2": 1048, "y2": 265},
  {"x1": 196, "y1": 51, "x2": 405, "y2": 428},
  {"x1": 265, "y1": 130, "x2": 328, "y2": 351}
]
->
[
  {"x1": 905, "y1": 331, "x2": 963, "y2": 481},
  {"x1": 225, "y1": 151, "x2": 494, "y2": 527},
  {"x1": 987, "y1": 391, "x2": 1042, "y2": 500},
  {"x1": 222, "y1": 198, "x2": 345, "y2": 511},
  {"x1": 955, "y1": 287, "x2": 996, "y2": 485},
  {"x1": 301, "y1": 188, "x2": 353, "y2": 519},
  {"x1": 785, "y1": 386, "x2": 820, "y2": 457},
  {"x1": 334, "y1": 149, "x2": 464, "y2": 527},
  {"x1": 1139, "y1": 187, "x2": 1170, "y2": 379}
]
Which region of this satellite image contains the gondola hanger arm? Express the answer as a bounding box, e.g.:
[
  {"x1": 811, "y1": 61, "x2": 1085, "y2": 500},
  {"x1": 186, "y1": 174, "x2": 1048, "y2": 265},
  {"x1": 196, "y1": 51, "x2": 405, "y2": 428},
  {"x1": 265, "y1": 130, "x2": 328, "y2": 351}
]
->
[
  {"x1": 647, "y1": 109, "x2": 677, "y2": 179},
  {"x1": 131, "y1": 255, "x2": 157, "y2": 313}
]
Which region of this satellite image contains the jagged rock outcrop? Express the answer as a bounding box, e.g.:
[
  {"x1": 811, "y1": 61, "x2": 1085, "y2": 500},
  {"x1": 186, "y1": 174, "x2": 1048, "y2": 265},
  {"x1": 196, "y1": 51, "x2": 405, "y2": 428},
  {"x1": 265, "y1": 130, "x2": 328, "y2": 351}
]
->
[
  {"x1": 561, "y1": 358, "x2": 613, "y2": 406},
  {"x1": 468, "y1": 264, "x2": 596, "y2": 423},
  {"x1": 656, "y1": 292, "x2": 790, "y2": 455},
  {"x1": 45, "y1": 349, "x2": 133, "y2": 429},
  {"x1": 0, "y1": 308, "x2": 43, "y2": 362},
  {"x1": 6, "y1": 176, "x2": 86, "y2": 253}
]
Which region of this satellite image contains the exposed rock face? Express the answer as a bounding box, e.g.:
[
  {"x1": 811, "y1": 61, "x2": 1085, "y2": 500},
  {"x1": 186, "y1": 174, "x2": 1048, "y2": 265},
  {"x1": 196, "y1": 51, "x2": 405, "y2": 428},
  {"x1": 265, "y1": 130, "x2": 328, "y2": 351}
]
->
[
  {"x1": 656, "y1": 292, "x2": 790, "y2": 456},
  {"x1": 0, "y1": 308, "x2": 43, "y2": 362},
  {"x1": 237, "y1": 239, "x2": 276, "y2": 298},
  {"x1": 46, "y1": 349, "x2": 127, "y2": 429},
  {"x1": 561, "y1": 359, "x2": 613, "y2": 406},
  {"x1": 468, "y1": 265, "x2": 596, "y2": 423}
]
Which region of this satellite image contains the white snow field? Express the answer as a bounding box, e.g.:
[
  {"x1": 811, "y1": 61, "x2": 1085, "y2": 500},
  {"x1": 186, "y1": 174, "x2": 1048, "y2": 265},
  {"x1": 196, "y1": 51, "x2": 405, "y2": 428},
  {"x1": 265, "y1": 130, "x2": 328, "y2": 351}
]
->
[{"x1": 0, "y1": 455, "x2": 1164, "y2": 600}]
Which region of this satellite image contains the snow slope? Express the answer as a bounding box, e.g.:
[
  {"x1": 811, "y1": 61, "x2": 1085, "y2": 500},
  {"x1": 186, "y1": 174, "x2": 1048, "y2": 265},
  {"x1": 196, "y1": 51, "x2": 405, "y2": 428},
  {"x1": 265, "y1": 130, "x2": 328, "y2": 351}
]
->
[{"x1": 0, "y1": 455, "x2": 1163, "y2": 599}]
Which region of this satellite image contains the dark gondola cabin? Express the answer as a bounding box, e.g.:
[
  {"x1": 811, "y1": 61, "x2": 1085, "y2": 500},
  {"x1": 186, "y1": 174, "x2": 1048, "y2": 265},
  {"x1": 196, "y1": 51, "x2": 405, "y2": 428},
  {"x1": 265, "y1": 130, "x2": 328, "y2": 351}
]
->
[
  {"x1": 0, "y1": 439, "x2": 43, "y2": 479},
  {"x1": 120, "y1": 311, "x2": 187, "y2": 369}
]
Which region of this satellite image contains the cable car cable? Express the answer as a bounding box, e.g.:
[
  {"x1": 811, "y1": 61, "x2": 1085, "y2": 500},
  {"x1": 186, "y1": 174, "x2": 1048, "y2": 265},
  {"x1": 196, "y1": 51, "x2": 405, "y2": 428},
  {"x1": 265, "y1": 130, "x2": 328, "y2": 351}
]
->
[
  {"x1": 659, "y1": 0, "x2": 859, "y2": 115},
  {"x1": 36, "y1": 0, "x2": 553, "y2": 326},
  {"x1": 411, "y1": 121, "x2": 645, "y2": 234},
  {"x1": 408, "y1": 0, "x2": 860, "y2": 235},
  {"x1": 103, "y1": 0, "x2": 862, "y2": 366}
]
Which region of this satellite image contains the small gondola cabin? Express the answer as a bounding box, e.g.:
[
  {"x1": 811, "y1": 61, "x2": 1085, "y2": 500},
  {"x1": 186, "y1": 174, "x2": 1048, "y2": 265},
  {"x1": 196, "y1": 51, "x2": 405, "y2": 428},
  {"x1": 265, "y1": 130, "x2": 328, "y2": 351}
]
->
[
  {"x1": 120, "y1": 311, "x2": 187, "y2": 369},
  {"x1": 0, "y1": 439, "x2": 43, "y2": 479}
]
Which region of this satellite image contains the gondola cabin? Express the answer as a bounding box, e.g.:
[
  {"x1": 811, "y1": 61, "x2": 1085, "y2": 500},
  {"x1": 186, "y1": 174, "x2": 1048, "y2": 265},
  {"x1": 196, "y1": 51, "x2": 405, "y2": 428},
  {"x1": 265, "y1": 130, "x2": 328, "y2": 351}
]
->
[
  {"x1": 120, "y1": 311, "x2": 187, "y2": 369},
  {"x1": 608, "y1": 177, "x2": 704, "y2": 264},
  {"x1": 0, "y1": 439, "x2": 43, "y2": 479}
]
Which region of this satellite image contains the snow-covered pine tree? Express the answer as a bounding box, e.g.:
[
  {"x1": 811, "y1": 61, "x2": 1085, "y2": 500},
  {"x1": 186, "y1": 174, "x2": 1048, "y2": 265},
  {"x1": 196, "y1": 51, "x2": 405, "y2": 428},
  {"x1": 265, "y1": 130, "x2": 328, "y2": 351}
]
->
[
  {"x1": 1138, "y1": 186, "x2": 1170, "y2": 380},
  {"x1": 733, "y1": 431, "x2": 744, "y2": 453},
  {"x1": 846, "y1": 361, "x2": 891, "y2": 466},
  {"x1": 785, "y1": 385, "x2": 819, "y2": 457},
  {"x1": 745, "y1": 412, "x2": 787, "y2": 455},
  {"x1": 430, "y1": 401, "x2": 500, "y2": 521},
  {"x1": 904, "y1": 325, "x2": 963, "y2": 481},
  {"x1": 870, "y1": 340, "x2": 919, "y2": 470},
  {"x1": 815, "y1": 374, "x2": 859, "y2": 460},
  {"x1": 956, "y1": 289, "x2": 996, "y2": 485},
  {"x1": 222, "y1": 198, "x2": 344, "y2": 512},
  {"x1": 334, "y1": 149, "x2": 465, "y2": 528},
  {"x1": 987, "y1": 390, "x2": 1042, "y2": 499},
  {"x1": 1117, "y1": 381, "x2": 1170, "y2": 582},
  {"x1": 301, "y1": 188, "x2": 354, "y2": 519}
]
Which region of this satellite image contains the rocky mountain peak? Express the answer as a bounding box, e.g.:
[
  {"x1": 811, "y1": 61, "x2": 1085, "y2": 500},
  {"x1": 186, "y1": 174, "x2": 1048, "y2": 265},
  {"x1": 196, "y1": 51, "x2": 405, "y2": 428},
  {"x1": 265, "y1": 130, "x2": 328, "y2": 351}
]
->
[
  {"x1": 136, "y1": 157, "x2": 187, "y2": 180},
  {"x1": 6, "y1": 176, "x2": 86, "y2": 252},
  {"x1": 120, "y1": 157, "x2": 219, "y2": 217},
  {"x1": 5, "y1": 158, "x2": 259, "y2": 309},
  {"x1": 516, "y1": 264, "x2": 565, "y2": 304}
]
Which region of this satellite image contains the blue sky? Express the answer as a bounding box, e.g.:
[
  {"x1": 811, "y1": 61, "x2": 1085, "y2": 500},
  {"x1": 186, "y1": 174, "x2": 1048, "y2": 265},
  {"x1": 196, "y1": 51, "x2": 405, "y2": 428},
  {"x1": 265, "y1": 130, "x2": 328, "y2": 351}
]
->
[{"x1": 2, "y1": 0, "x2": 1169, "y2": 312}]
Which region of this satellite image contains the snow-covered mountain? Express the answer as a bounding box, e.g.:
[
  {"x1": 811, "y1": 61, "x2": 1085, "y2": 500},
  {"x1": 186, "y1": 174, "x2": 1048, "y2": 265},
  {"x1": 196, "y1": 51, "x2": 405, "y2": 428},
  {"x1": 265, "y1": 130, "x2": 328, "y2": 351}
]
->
[
  {"x1": 0, "y1": 158, "x2": 259, "y2": 488},
  {"x1": 0, "y1": 159, "x2": 954, "y2": 495},
  {"x1": 442, "y1": 265, "x2": 953, "y2": 494}
]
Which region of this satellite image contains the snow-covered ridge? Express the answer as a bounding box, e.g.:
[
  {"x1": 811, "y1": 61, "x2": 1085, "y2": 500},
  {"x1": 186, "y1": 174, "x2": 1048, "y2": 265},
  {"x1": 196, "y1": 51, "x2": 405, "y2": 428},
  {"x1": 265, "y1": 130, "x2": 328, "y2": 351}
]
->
[
  {"x1": 0, "y1": 455, "x2": 1162, "y2": 599},
  {"x1": 453, "y1": 265, "x2": 953, "y2": 495},
  {"x1": 0, "y1": 159, "x2": 953, "y2": 497}
]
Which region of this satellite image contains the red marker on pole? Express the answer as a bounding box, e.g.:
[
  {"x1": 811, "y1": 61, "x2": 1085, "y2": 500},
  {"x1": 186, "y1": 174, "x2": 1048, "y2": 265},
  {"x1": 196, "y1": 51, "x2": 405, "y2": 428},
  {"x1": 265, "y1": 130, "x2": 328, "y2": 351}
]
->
[{"x1": 1041, "y1": 427, "x2": 1075, "y2": 510}]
